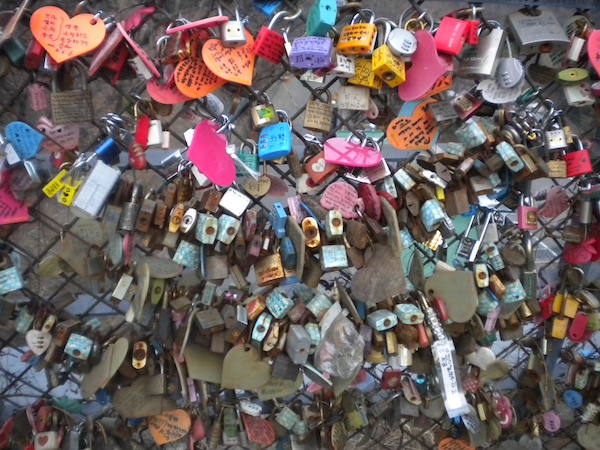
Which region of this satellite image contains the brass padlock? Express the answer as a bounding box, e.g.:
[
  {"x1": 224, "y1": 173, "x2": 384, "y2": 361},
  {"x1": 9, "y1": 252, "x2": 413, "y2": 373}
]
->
[
  {"x1": 303, "y1": 88, "x2": 333, "y2": 133},
  {"x1": 250, "y1": 92, "x2": 278, "y2": 129},
  {"x1": 51, "y1": 61, "x2": 94, "y2": 124}
]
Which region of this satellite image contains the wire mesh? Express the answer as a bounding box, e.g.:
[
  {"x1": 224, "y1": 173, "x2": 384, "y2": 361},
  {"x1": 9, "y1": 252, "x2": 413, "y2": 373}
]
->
[{"x1": 1, "y1": 0, "x2": 600, "y2": 449}]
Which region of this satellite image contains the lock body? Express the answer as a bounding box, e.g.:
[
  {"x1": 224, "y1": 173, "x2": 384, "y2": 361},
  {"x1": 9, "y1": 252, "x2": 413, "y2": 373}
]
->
[{"x1": 289, "y1": 37, "x2": 335, "y2": 69}]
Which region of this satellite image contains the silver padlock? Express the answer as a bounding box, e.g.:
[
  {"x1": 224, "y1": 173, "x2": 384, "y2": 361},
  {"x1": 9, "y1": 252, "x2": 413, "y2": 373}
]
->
[
  {"x1": 218, "y1": 4, "x2": 246, "y2": 47},
  {"x1": 119, "y1": 184, "x2": 141, "y2": 232},
  {"x1": 71, "y1": 161, "x2": 121, "y2": 218},
  {"x1": 506, "y1": 9, "x2": 570, "y2": 55},
  {"x1": 458, "y1": 26, "x2": 505, "y2": 79}
]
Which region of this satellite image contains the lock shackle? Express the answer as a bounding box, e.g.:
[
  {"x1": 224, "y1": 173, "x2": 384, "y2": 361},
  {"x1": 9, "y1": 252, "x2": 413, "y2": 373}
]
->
[
  {"x1": 133, "y1": 99, "x2": 155, "y2": 120},
  {"x1": 240, "y1": 139, "x2": 257, "y2": 154},
  {"x1": 166, "y1": 18, "x2": 191, "y2": 31},
  {"x1": 282, "y1": 7, "x2": 303, "y2": 22},
  {"x1": 310, "y1": 87, "x2": 331, "y2": 104},
  {"x1": 275, "y1": 110, "x2": 292, "y2": 129},
  {"x1": 52, "y1": 60, "x2": 88, "y2": 93},
  {"x1": 399, "y1": 8, "x2": 433, "y2": 31},
  {"x1": 268, "y1": 10, "x2": 290, "y2": 30},
  {"x1": 374, "y1": 18, "x2": 392, "y2": 45},
  {"x1": 350, "y1": 9, "x2": 376, "y2": 25},
  {"x1": 217, "y1": 0, "x2": 242, "y2": 20},
  {"x1": 361, "y1": 136, "x2": 381, "y2": 152},
  {"x1": 251, "y1": 90, "x2": 271, "y2": 105}
]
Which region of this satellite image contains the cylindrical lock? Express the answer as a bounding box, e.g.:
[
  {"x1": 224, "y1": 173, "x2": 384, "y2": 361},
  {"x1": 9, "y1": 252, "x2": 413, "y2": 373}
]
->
[{"x1": 119, "y1": 184, "x2": 142, "y2": 232}]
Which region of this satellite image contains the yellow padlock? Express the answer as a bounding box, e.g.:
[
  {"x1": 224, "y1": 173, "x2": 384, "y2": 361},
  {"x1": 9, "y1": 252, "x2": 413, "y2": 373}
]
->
[
  {"x1": 371, "y1": 19, "x2": 406, "y2": 88},
  {"x1": 348, "y1": 58, "x2": 383, "y2": 89},
  {"x1": 337, "y1": 10, "x2": 378, "y2": 55},
  {"x1": 58, "y1": 176, "x2": 82, "y2": 206}
]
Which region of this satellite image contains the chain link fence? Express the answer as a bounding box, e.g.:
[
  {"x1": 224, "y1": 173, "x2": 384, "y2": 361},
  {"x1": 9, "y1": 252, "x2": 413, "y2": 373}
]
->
[{"x1": 1, "y1": 0, "x2": 600, "y2": 448}]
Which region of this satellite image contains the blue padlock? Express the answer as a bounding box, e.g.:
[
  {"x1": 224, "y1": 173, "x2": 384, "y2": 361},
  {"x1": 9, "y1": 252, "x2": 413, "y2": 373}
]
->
[
  {"x1": 280, "y1": 236, "x2": 297, "y2": 269},
  {"x1": 258, "y1": 111, "x2": 292, "y2": 160},
  {"x1": 270, "y1": 203, "x2": 288, "y2": 238}
]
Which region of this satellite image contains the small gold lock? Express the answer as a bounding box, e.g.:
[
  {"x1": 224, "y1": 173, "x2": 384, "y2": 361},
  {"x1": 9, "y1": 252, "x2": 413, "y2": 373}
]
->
[
  {"x1": 348, "y1": 58, "x2": 383, "y2": 89},
  {"x1": 254, "y1": 254, "x2": 285, "y2": 286}
]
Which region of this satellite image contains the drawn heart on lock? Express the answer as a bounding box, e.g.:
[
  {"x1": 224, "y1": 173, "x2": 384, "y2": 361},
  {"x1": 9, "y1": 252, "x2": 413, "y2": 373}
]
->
[
  {"x1": 36, "y1": 434, "x2": 49, "y2": 447},
  {"x1": 202, "y1": 29, "x2": 256, "y2": 86},
  {"x1": 30, "y1": 6, "x2": 106, "y2": 63},
  {"x1": 221, "y1": 344, "x2": 271, "y2": 390},
  {"x1": 387, "y1": 99, "x2": 439, "y2": 151},
  {"x1": 25, "y1": 330, "x2": 51, "y2": 355},
  {"x1": 320, "y1": 182, "x2": 364, "y2": 219},
  {"x1": 323, "y1": 137, "x2": 382, "y2": 168},
  {"x1": 175, "y1": 38, "x2": 227, "y2": 98},
  {"x1": 187, "y1": 120, "x2": 235, "y2": 186},
  {"x1": 311, "y1": 157, "x2": 326, "y2": 173},
  {"x1": 587, "y1": 30, "x2": 600, "y2": 78},
  {"x1": 37, "y1": 117, "x2": 79, "y2": 153},
  {"x1": 398, "y1": 30, "x2": 451, "y2": 102},
  {"x1": 5, "y1": 122, "x2": 44, "y2": 159},
  {"x1": 148, "y1": 409, "x2": 191, "y2": 445},
  {"x1": 351, "y1": 244, "x2": 406, "y2": 304}
]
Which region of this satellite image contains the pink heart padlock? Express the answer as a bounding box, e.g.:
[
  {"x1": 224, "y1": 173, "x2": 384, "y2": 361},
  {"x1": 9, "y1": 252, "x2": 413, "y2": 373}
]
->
[
  {"x1": 496, "y1": 396, "x2": 513, "y2": 429},
  {"x1": 323, "y1": 137, "x2": 382, "y2": 168}
]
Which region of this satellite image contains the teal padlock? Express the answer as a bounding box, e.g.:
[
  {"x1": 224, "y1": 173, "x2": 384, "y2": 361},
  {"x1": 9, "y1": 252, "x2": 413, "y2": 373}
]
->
[
  {"x1": 236, "y1": 140, "x2": 259, "y2": 176},
  {"x1": 258, "y1": 111, "x2": 292, "y2": 160},
  {"x1": 306, "y1": 0, "x2": 337, "y2": 37}
]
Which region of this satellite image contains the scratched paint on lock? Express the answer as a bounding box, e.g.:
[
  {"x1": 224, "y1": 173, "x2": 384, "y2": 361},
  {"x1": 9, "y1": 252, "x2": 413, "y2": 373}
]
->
[
  {"x1": 5, "y1": 122, "x2": 44, "y2": 159},
  {"x1": 320, "y1": 182, "x2": 364, "y2": 219},
  {"x1": 387, "y1": 99, "x2": 439, "y2": 151}
]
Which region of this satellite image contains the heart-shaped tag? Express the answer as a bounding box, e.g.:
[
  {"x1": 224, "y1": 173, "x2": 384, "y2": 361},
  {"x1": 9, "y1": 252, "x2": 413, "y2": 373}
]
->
[
  {"x1": 30, "y1": 6, "x2": 106, "y2": 63},
  {"x1": 188, "y1": 121, "x2": 235, "y2": 186},
  {"x1": 477, "y1": 78, "x2": 523, "y2": 104},
  {"x1": 264, "y1": 174, "x2": 288, "y2": 197},
  {"x1": 323, "y1": 137, "x2": 382, "y2": 167},
  {"x1": 538, "y1": 186, "x2": 569, "y2": 219},
  {"x1": 587, "y1": 30, "x2": 600, "y2": 78},
  {"x1": 387, "y1": 99, "x2": 439, "y2": 151},
  {"x1": 25, "y1": 330, "x2": 51, "y2": 355},
  {"x1": 175, "y1": 38, "x2": 227, "y2": 98},
  {"x1": 37, "y1": 117, "x2": 79, "y2": 153},
  {"x1": 148, "y1": 409, "x2": 191, "y2": 445},
  {"x1": 311, "y1": 157, "x2": 326, "y2": 173},
  {"x1": 425, "y1": 271, "x2": 478, "y2": 323},
  {"x1": 351, "y1": 244, "x2": 407, "y2": 304},
  {"x1": 5, "y1": 122, "x2": 44, "y2": 159},
  {"x1": 222, "y1": 344, "x2": 271, "y2": 390},
  {"x1": 147, "y1": 78, "x2": 193, "y2": 104},
  {"x1": 244, "y1": 175, "x2": 271, "y2": 197},
  {"x1": 202, "y1": 30, "x2": 255, "y2": 86},
  {"x1": 563, "y1": 239, "x2": 597, "y2": 265},
  {"x1": 320, "y1": 182, "x2": 364, "y2": 219},
  {"x1": 399, "y1": 30, "x2": 450, "y2": 101},
  {"x1": 242, "y1": 413, "x2": 276, "y2": 447}
]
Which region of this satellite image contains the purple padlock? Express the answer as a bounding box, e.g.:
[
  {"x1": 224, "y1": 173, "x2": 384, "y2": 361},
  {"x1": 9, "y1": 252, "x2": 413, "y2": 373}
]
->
[{"x1": 289, "y1": 37, "x2": 335, "y2": 69}]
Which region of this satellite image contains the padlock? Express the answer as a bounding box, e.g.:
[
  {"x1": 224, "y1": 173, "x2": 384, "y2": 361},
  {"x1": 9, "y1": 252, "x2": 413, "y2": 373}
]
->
[
  {"x1": 173, "y1": 240, "x2": 201, "y2": 268},
  {"x1": 381, "y1": 367, "x2": 403, "y2": 389},
  {"x1": 258, "y1": 110, "x2": 292, "y2": 160},
  {"x1": 253, "y1": 11, "x2": 289, "y2": 64},
  {"x1": 286, "y1": 324, "x2": 311, "y2": 364},
  {"x1": 458, "y1": 26, "x2": 505, "y2": 79},
  {"x1": 337, "y1": 10, "x2": 378, "y2": 55},
  {"x1": 250, "y1": 92, "x2": 278, "y2": 129},
  {"x1": 320, "y1": 245, "x2": 349, "y2": 271},
  {"x1": 544, "y1": 112, "x2": 568, "y2": 153},
  {"x1": 564, "y1": 137, "x2": 593, "y2": 177},
  {"x1": 348, "y1": 57, "x2": 383, "y2": 89},
  {"x1": 289, "y1": 36, "x2": 335, "y2": 69},
  {"x1": 303, "y1": 88, "x2": 334, "y2": 133},
  {"x1": 135, "y1": 191, "x2": 156, "y2": 233},
  {"x1": 218, "y1": 4, "x2": 246, "y2": 47},
  {"x1": 455, "y1": 121, "x2": 487, "y2": 149},
  {"x1": 434, "y1": 16, "x2": 469, "y2": 55},
  {"x1": 330, "y1": 53, "x2": 356, "y2": 78},
  {"x1": 216, "y1": 214, "x2": 240, "y2": 245},
  {"x1": 496, "y1": 141, "x2": 525, "y2": 172},
  {"x1": 86, "y1": 246, "x2": 105, "y2": 277},
  {"x1": 51, "y1": 61, "x2": 94, "y2": 124},
  {"x1": 394, "y1": 303, "x2": 424, "y2": 325},
  {"x1": 444, "y1": 180, "x2": 470, "y2": 216},
  {"x1": 306, "y1": 0, "x2": 337, "y2": 37},
  {"x1": 72, "y1": 160, "x2": 121, "y2": 218},
  {"x1": 195, "y1": 308, "x2": 225, "y2": 334},
  {"x1": 254, "y1": 254, "x2": 285, "y2": 286},
  {"x1": 266, "y1": 288, "x2": 294, "y2": 319},
  {"x1": 305, "y1": 149, "x2": 339, "y2": 185},
  {"x1": 386, "y1": 21, "x2": 418, "y2": 60},
  {"x1": 367, "y1": 310, "x2": 398, "y2": 331},
  {"x1": 506, "y1": 8, "x2": 570, "y2": 55},
  {"x1": 325, "y1": 210, "x2": 343, "y2": 239},
  {"x1": 476, "y1": 210, "x2": 499, "y2": 243},
  {"x1": 196, "y1": 213, "x2": 218, "y2": 245},
  {"x1": 64, "y1": 333, "x2": 94, "y2": 360},
  {"x1": 517, "y1": 193, "x2": 538, "y2": 231},
  {"x1": 118, "y1": 184, "x2": 141, "y2": 232},
  {"x1": 563, "y1": 81, "x2": 595, "y2": 107},
  {"x1": 419, "y1": 197, "x2": 445, "y2": 232},
  {"x1": 371, "y1": 19, "x2": 406, "y2": 88},
  {"x1": 34, "y1": 431, "x2": 58, "y2": 450}
]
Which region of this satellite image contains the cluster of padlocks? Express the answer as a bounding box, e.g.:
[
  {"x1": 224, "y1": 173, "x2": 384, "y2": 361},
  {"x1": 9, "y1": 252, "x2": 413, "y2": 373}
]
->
[{"x1": 1, "y1": 0, "x2": 600, "y2": 448}]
